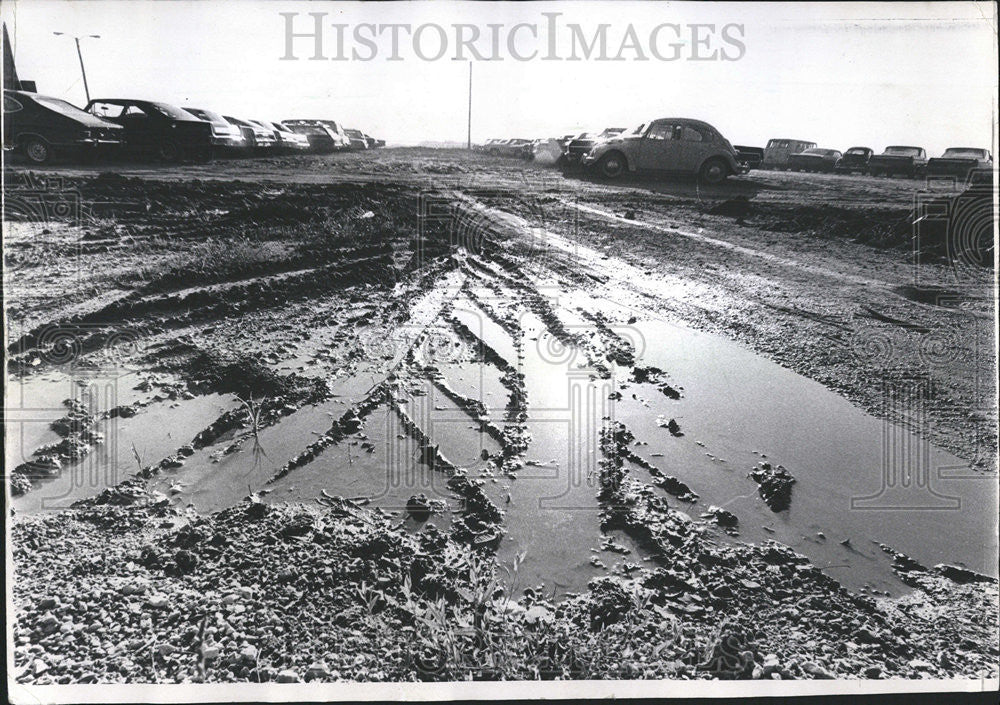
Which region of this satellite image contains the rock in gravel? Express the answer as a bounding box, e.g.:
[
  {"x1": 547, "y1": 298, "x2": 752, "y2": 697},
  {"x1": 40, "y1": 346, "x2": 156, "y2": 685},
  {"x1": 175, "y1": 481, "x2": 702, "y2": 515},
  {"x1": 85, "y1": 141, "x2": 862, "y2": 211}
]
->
[
  {"x1": 37, "y1": 613, "x2": 61, "y2": 634},
  {"x1": 38, "y1": 596, "x2": 59, "y2": 610},
  {"x1": 120, "y1": 580, "x2": 148, "y2": 596},
  {"x1": 864, "y1": 665, "x2": 882, "y2": 678},
  {"x1": 276, "y1": 669, "x2": 301, "y2": 683},
  {"x1": 146, "y1": 594, "x2": 169, "y2": 609},
  {"x1": 306, "y1": 662, "x2": 331, "y2": 680},
  {"x1": 240, "y1": 645, "x2": 259, "y2": 664},
  {"x1": 175, "y1": 549, "x2": 199, "y2": 573},
  {"x1": 801, "y1": 661, "x2": 833, "y2": 679}
]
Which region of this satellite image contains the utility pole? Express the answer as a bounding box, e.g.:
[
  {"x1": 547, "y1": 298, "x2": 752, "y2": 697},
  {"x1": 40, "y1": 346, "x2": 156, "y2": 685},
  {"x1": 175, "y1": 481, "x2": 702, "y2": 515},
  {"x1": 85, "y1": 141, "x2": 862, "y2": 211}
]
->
[
  {"x1": 467, "y1": 62, "x2": 472, "y2": 150},
  {"x1": 53, "y1": 32, "x2": 100, "y2": 104}
]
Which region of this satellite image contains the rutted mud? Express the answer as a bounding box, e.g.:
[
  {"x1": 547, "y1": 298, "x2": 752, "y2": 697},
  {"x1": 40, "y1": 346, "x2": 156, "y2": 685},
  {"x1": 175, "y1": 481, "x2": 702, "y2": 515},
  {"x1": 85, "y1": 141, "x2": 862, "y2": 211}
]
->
[{"x1": 5, "y1": 159, "x2": 997, "y2": 682}]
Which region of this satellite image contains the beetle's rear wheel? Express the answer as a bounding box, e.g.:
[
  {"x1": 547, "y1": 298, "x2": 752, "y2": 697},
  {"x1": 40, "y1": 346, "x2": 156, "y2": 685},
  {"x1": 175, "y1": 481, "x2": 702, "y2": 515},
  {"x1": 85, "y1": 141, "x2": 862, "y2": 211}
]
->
[
  {"x1": 596, "y1": 152, "x2": 626, "y2": 179},
  {"x1": 699, "y1": 157, "x2": 729, "y2": 184}
]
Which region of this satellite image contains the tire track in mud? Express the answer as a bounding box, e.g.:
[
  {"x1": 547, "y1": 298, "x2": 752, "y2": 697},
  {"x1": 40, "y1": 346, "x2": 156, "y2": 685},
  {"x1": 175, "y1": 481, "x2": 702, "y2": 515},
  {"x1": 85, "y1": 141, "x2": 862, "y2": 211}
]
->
[{"x1": 564, "y1": 200, "x2": 887, "y2": 289}]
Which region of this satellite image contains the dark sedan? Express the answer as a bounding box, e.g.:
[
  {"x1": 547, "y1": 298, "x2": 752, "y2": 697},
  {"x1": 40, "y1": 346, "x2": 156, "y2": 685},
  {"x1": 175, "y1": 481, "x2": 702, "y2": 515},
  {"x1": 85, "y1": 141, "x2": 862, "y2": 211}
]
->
[
  {"x1": 788, "y1": 148, "x2": 843, "y2": 173},
  {"x1": 835, "y1": 147, "x2": 873, "y2": 174},
  {"x1": 85, "y1": 98, "x2": 213, "y2": 162},
  {"x1": 4, "y1": 89, "x2": 123, "y2": 164}
]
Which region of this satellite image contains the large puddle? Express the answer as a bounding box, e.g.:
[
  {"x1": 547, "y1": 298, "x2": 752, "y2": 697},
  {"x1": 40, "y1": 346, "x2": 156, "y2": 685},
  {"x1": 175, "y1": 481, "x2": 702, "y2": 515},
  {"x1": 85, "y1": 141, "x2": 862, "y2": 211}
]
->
[
  {"x1": 8, "y1": 279, "x2": 995, "y2": 600},
  {"x1": 565, "y1": 291, "x2": 998, "y2": 593}
]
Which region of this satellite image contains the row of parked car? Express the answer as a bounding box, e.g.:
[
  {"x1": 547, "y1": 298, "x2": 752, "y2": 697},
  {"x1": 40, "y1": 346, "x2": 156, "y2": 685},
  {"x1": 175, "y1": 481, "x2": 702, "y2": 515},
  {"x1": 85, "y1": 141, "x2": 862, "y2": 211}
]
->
[
  {"x1": 723, "y1": 138, "x2": 991, "y2": 180},
  {"x1": 478, "y1": 120, "x2": 754, "y2": 183},
  {"x1": 476, "y1": 125, "x2": 992, "y2": 183},
  {"x1": 2, "y1": 89, "x2": 385, "y2": 164}
]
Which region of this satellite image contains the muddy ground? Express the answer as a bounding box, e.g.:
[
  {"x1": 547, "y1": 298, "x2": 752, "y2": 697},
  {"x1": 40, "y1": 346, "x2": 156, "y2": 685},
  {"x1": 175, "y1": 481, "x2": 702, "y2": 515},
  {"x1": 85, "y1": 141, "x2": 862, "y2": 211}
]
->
[{"x1": 4, "y1": 148, "x2": 998, "y2": 683}]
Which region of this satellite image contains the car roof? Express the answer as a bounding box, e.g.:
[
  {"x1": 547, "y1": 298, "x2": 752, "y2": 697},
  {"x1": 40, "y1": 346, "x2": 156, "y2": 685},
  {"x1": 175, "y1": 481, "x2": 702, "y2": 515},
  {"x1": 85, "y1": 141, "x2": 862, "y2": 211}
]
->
[{"x1": 651, "y1": 118, "x2": 723, "y2": 132}]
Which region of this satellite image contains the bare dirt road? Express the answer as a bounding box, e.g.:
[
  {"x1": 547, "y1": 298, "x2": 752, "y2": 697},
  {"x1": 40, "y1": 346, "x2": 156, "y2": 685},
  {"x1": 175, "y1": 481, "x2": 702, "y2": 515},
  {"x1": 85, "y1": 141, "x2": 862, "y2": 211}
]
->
[{"x1": 5, "y1": 149, "x2": 997, "y2": 683}]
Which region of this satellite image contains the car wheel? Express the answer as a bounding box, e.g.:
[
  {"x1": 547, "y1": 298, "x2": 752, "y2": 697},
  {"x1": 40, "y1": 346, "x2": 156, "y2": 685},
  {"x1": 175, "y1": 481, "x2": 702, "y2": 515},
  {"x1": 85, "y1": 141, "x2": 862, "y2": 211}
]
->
[
  {"x1": 158, "y1": 140, "x2": 182, "y2": 163},
  {"x1": 22, "y1": 137, "x2": 52, "y2": 165},
  {"x1": 597, "y1": 152, "x2": 626, "y2": 179},
  {"x1": 699, "y1": 158, "x2": 729, "y2": 184}
]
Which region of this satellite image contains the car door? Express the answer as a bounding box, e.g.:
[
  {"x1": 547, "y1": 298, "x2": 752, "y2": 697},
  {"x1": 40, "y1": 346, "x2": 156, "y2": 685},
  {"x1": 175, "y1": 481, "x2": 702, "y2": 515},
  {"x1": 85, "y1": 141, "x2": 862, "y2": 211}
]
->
[
  {"x1": 635, "y1": 121, "x2": 680, "y2": 170},
  {"x1": 676, "y1": 124, "x2": 711, "y2": 172},
  {"x1": 118, "y1": 104, "x2": 159, "y2": 150}
]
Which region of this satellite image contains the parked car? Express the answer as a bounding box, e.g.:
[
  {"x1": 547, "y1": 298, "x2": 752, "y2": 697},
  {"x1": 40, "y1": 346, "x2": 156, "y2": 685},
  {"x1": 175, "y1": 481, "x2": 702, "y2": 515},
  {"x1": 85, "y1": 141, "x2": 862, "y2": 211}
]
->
[
  {"x1": 868, "y1": 146, "x2": 928, "y2": 177},
  {"x1": 362, "y1": 133, "x2": 382, "y2": 149},
  {"x1": 312, "y1": 120, "x2": 350, "y2": 150},
  {"x1": 733, "y1": 145, "x2": 764, "y2": 171},
  {"x1": 473, "y1": 139, "x2": 498, "y2": 153},
  {"x1": 564, "y1": 127, "x2": 626, "y2": 166},
  {"x1": 582, "y1": 118, "x2": 742, "y2": 184},
  {"x1": 3, "y1": 89, "x2": 123, "y2": 164},
  {"x1": 85, "y1": 98, "x2": 213, "y2": 162},
  {"x1": 182, "y1": 107, "x2": 245, "y2": 152},
  {"x1": 344, "y1": 128, "x2": 370, "y2": 150},
  {"x1": 835, "y1": 146, "x2": 873, "y2": 174},
  {"x1": 250, "y1": 120, "x2": 310, "y2": 152},
  {"x1": 483, "y1": 138, "x2": 509, "y2": 155},
  {"x1": 281, "y1": 120, "x2": 339, "y2": 153},
  {"x1": 788, "y1": 148, "x2": 843, "y2": 173},
  {"x1": 762, "y1": 138, "x2": 817, "y2": 170},
  {"x1": 495, "y1": 138, "x2": 533, "y2": 159},
  {"x1": 222, "y1": 116, "x2": 276, "y2": 151},
  {"x1": 926, "y1": 147, "x2": 993, "y2": 180}
]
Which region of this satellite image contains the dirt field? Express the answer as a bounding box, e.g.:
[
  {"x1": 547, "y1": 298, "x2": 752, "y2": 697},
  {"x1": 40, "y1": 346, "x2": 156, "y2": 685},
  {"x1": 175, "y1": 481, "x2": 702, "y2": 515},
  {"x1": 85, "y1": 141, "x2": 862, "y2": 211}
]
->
[{"x1": 4, "y1": 148, "x2": 998, "y2": 683}]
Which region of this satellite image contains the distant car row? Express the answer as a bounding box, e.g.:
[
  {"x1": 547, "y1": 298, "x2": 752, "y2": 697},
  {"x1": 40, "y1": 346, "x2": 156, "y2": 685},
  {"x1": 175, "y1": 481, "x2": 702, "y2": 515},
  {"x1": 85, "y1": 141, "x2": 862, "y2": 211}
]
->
[
  {"x1": 760, "y1": 138, "x2": 992, "y2": 179},
  {"x1": 477, "y1": 119, "x2": 746, "y2": 184},
  {"x1": 2, "y1": 89, "x2": 384, "y2": 164},
  {"x1": 475, "y1": 126, "x2": 992, "y2": 183}
]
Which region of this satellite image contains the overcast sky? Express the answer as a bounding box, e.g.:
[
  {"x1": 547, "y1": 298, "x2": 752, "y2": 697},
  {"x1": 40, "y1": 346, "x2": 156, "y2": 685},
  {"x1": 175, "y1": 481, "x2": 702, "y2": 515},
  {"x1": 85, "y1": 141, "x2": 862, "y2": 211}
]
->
[{"x1": 3, "y1": 1, "x2": 997, "y2": 153}]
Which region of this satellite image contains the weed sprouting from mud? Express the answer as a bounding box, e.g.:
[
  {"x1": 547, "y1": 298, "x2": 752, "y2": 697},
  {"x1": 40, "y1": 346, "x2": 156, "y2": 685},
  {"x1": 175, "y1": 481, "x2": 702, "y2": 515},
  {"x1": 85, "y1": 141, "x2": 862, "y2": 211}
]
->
[{"x1": 236, "y1": 394, "x2": 271, "y2": 494}]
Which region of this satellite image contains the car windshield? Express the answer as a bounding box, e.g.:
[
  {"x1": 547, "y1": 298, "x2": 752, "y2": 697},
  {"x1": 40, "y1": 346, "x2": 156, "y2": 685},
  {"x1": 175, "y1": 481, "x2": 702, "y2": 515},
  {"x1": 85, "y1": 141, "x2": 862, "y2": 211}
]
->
[
  {"x1": 884, "y1": 147, "x2": 922, "y2": 156},
  {"x1": 846, "y1": 148, "x2": 868, "y2": 155},
  {"x1": 149, "y1": 102, "x2": 195, "y2": 120},
  {"x1": 941, "y1": 148, "x2": 986, "y2": 158},
  {"x1": 629, "y1": 123, "x2": 647, "y2": 135},
  {"x1": 33, "y1": 96, "x2": 94, "y2": 120}
]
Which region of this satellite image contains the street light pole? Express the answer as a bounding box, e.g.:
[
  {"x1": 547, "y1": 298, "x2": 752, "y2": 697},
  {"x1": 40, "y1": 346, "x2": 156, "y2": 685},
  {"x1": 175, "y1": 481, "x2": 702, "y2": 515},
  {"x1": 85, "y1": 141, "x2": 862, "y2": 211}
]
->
[
  {"x1": 73, "y1": 37, "x2": 90, "y2": 103},
  {"x1": 53, "y1": 32, "x2": 100, "y2": 104}
]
